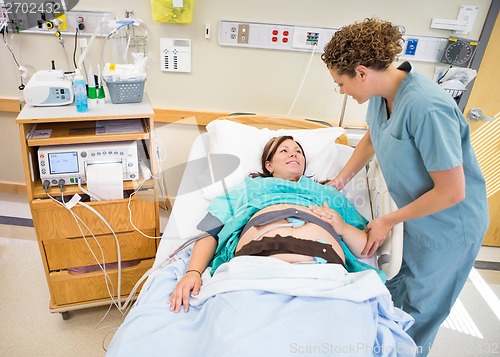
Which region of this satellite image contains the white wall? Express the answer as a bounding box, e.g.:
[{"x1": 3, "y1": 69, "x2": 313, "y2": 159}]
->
[{"x1": 0, "y1": 0, "x2": 491, "y2": 185}]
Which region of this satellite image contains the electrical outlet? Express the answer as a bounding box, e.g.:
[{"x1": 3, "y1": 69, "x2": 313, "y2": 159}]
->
[{"x1": 237, "y1": 24, "x2": 249, "y2": 44}]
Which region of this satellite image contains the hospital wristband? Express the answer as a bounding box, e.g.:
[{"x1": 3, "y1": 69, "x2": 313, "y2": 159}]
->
[{"x1": 186, "y1": 269, "x2": 202, "y2": 277}]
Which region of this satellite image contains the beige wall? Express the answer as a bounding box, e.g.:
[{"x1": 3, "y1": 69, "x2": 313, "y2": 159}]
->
[
  {"x1": 0, "y1": 0, "x2": 491, "y2": 185},
  {"x1": 0, "y1": 112, "x2": 24, "y2": 183}
]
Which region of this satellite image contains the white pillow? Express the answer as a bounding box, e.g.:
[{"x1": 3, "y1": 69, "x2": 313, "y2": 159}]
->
[{"x1": 202, "y1": 120, "x2": 346, "y2": 200}]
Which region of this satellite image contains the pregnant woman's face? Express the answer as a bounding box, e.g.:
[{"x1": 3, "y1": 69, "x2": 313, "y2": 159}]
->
[{"x1": 265, "y1": 139, "x2": 305, "y2": 182}]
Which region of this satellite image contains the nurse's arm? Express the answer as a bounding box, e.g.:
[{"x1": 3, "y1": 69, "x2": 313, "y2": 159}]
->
[
  {"x1": 328, "y1": 129, "x2": 375, "y2": 190},
  {"x1": 362, "y1": 165, "x2": 466, "y2": 256}
]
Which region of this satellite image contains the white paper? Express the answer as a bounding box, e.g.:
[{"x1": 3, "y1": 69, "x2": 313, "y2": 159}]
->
[
  {"x1": 32, "y1": 129, "x2": 52, "y2": 138},
  {"x1": 96, "y1": 119, "x2": 144, "y2": 135},
  {"x1": 86, "y1": 162, "x2": 124, "y2": 201}
]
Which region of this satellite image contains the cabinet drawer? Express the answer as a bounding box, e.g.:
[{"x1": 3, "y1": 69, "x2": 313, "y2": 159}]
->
[
  {"x1": 44, "y1": 230, "x2": 157, "y2": 271},
  {"x1": 32, "y1": 192, "x2": 157, "y2": 240},
  {"x1": 50, "y1": 258, "x2": 154, "y2": 306}
]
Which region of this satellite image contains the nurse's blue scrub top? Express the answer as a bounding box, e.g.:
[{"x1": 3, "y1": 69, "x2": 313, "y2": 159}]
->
[{"x1": 366, "y1": 62, "x2": 489, "y2": 248}]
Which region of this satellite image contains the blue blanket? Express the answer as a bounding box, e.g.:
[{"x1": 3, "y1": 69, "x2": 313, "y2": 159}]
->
[
  {"x1": 106, "y1": 251, "x2": 416, "y2": 357},
  {"x1": 207, "y1": 176, "x2": 384, "y2": 279}
]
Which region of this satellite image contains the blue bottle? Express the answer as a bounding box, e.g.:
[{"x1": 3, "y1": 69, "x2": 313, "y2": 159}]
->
[{"x1": 73, "y1": 70, "x2": 88, "y2": 113}]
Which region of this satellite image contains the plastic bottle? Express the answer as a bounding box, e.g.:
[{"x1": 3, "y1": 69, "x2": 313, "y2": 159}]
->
[{"x1": 73, "y1": 69, "x2": 88, "y2": 113}]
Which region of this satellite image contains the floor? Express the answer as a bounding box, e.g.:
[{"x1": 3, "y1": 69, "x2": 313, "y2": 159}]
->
[{"x1": 0, "y1": 192, "x2": 498, "y2": 357}]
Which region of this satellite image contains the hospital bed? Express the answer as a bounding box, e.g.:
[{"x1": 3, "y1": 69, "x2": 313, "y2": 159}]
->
[{"x1": 106, "y1": 117, "x2": 415, "y2": 356}]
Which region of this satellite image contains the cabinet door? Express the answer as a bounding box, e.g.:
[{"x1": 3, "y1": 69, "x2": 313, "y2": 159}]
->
[
  {"x1": 49, "y1": 259, "x2": 154, "y2": 306},
  {"x1": 44, "y1": 230, "x2": 157, "y2": 270},
  {"x1": 32, "y1": 192, "x2": 157, "y2": 240}
]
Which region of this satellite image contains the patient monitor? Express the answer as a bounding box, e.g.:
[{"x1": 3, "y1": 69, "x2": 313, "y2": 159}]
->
[{"x1": 38, "y1": 141, "x2": 139, "y2": 187}]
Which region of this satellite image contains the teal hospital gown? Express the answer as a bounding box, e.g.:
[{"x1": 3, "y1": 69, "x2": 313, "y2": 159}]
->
[{"x1": 366, "y1": 61, "x2": 489, "y2": 356}]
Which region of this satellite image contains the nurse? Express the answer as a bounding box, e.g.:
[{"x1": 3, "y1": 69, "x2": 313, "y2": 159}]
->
[{"x1": 321, "y1": 18, "x2": 489, "y2": 356}]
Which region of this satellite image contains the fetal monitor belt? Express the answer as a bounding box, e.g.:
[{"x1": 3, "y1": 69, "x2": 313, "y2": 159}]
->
[
  {"x1": 240, "y1": 208, "x2": 340, "y2": 244},
  {"x1": 235, "y1": 234, "x2": 345, "y2": 266}
]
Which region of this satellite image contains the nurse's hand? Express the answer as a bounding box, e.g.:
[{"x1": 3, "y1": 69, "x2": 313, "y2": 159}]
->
[
  {"x1": 362, "y1": 217, "x2": 393, "y2": 257},
  {"x1": 323, "y1": 177, "x2": 346, "y2": 191},
  {"x1": 168, "y1": 270, "x2": 202, "y2": 313}
]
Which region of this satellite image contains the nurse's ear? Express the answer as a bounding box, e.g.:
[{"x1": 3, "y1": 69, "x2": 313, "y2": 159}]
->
[{"x1": 355, "y1": 65, "x2": 368, "y2": 80}]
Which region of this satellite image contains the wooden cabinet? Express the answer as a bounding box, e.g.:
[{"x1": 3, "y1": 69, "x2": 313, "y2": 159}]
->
[{"x1": 16, "y1": 97, "x2": 160, "y2": 316}]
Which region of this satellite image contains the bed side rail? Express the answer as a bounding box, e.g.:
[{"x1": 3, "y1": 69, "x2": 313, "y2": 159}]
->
[{"x1": 367, "y1": 157, "x2": 403, "y2": 280}]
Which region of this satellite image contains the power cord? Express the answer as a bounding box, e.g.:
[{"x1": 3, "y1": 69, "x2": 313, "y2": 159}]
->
[
  {"x1": 45, "y1": 177, "x2": 211, "y2": 318},
  {"x1": 45, "y1": 181, "x2": 125, "y2": 314},
  {"x1": 2, "y1": 29, "x2": 26, "y2": 92},
  {"x1": 127, "y1": 178, "x2": 162, "y2": 239},
  {"x1": 286, "y1": 42, "x2": 318, "y2": 117},
  {"x1": 45, "y1": 194, "x2": 122, "y2": 317},
  {"x1": 77, "y1": 177, "x2": 103, "y2": 201}
]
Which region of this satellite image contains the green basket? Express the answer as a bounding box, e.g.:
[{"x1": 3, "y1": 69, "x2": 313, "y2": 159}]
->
[{"x1": 105, "y1": 79, "x2": 146, "y2": 104}]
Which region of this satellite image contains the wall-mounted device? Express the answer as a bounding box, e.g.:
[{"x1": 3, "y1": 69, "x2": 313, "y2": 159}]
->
[
  {"x1": 24, "y1": 70, "x2": 74, "y2": 107},
  {"x1": 441, "y1": 37, "x2": 478, "y2": 67},
  {"x1": 160, "y1": 38, "x2": 192, "y2": 72},
  {"x1": 38, "y1": 141, "x2": 139, "y2": 187}
]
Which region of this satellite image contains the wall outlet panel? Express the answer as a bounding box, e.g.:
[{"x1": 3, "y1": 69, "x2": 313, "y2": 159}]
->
[
  {"x1": 7, "y1": 10, "x2": 112, "y2": 36},
  {"x1": 219, "y1": 20, "x2": 334, "y2": 52},
  {"x1": 64, "y1": 11, "x2": 113, "y2": 36},
  {"x1": 220, "y1": 20, "x2": 448, "y2": 63},
  {"x1": 160, "y1": 38, "x2": 192, "y2": 73},
  {"x1": 400, "y1": 36, "x2": 449, "y2": 63}
]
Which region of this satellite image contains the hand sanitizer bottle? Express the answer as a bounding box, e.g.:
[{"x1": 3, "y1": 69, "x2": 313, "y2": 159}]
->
[{"x1": 73, "y1": 69, "x2": 88, "y2": 113}]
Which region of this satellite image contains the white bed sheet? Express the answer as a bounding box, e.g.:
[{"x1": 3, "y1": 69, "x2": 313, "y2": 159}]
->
[{"x1": 107, "y1": 251, "x2": 416, "y2": 357}]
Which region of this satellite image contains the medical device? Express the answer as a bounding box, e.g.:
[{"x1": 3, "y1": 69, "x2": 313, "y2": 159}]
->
[
  {"x1": 24, "y1": 70, "x2": 74, "y2": 106},
  {"x1": 38, "y1": 141, "x2": 139, "y2": 187}
]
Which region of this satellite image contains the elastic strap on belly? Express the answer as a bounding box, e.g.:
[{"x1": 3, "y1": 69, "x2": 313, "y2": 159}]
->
[
  {"x1": 240, "y1": 208, "x2": 340, "y2": 244},
  {"x1": 234, "y1": 234, "x2": 344, "y2": 266}
]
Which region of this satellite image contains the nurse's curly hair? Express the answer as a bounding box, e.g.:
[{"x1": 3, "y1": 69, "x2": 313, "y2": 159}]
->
[{"x1": 321, "y1": 18, "x2": 405, "y2": 77}]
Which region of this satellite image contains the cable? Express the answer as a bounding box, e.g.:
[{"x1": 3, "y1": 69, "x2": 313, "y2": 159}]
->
[
  {"x1": 73, "y1": 27, "x2": 79, "y2": 70},
  {"x1": 45, "y1": 189, "x2": 124, "y2": 314},
  {"x1": 3, "y1": 32, "x2": 20, "y2": 66},
  {"x1": 286, "y1": 43, "x2": 318, "y2": 117},
  {"x1": 77, "y1": 200, "x2": 124, "y2": 309},
  {"x1": 57, "y1": 33, "x2": 72, "y2": 71},
  {"x1": 2, "y1": 30, "x2": 25, "y2": 90},
  {"x1": 127, "y1": 178, "x2": 162, "y2": 239},
  {"x1": 118, "y1": 231, "x2": 211, "y2": 315},
  {"x1": 77, "y1": 178, "x2": 103, "y2": 201},
  {"x1": 46, "y1": 181, "x2": 125, "y2": 312},
  {"x1": 47, "y1": 176, "x2": 211, "y2": 317},
  {"x1": 253, "y1": 223, "x2": 293, "y2": 241}
]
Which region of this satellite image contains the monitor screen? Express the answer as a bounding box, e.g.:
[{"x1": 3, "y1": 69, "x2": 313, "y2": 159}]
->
[{"x1": 48, "y1": 152, "x2": 79, "y2": 174}]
